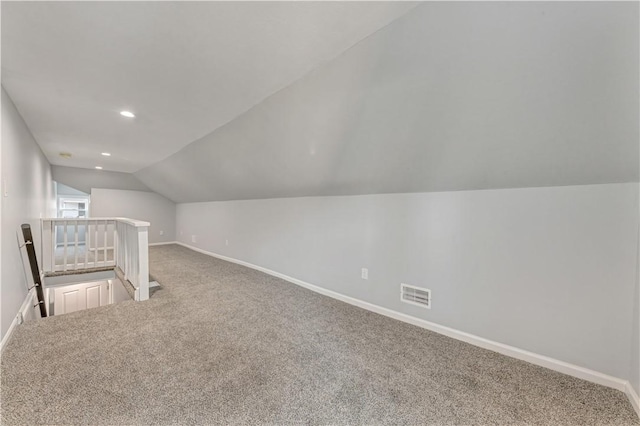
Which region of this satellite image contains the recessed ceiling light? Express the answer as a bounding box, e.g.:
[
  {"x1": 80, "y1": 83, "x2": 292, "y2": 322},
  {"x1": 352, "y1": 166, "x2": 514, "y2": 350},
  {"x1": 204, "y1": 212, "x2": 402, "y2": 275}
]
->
[
  {"x1": 95, "y1": 166, "x2": 103, "y2": 170},
  {"x1": 120, "y1": 111, "x2": 135, "y2": 118},
  {"x1": 101, "y1": 152, "x2": 111, "y2": 156},
  {"x1": 59, "y1": 152, "x2": 72, "y2": 159}
]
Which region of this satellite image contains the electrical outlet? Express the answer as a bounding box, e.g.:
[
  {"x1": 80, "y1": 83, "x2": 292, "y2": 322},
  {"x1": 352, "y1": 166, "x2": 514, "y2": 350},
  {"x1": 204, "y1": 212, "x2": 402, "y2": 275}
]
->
[
  {"x1": 159, "y1": 230, "x2": 164, "y2": 236},
  {"x1": 180, "y1": 231, "x2": 183, "y2": 236},
  {"x1": 361, "y1": 268, "x2": 368, "y2": 280},
  {"x1": 191, "y1": 235, "x2": 197, "y2": 243},
  {"x1": 225, "y1": 239, "x2": 229, "y2": 246}
]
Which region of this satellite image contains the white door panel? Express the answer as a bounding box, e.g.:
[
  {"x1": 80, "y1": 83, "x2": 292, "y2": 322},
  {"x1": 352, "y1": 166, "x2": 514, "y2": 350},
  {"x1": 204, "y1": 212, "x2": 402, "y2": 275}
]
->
[
  {"x1": 85, "y1": 284, "x2": 102, "y2": 309},
  {"x1": 62, "y1": 290, "x2": 80, "y2": 314},
  {"x1": 54, "y1": 281, "x2": 108, "y2": 315}
]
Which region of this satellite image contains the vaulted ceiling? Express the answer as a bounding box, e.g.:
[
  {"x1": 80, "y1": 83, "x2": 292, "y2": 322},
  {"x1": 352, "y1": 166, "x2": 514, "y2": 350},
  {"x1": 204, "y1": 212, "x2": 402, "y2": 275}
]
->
[
  {"x1": 2, "y1": 1, "x2": 417, "y2": 173},
  {"x1": 2, "y1": 2, "x2": 638, "y2": 203}
]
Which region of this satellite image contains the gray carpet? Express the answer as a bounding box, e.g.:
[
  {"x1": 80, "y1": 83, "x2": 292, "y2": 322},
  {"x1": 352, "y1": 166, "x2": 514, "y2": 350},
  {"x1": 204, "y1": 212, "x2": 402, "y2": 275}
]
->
[{"x1": 1, "y1": 244, "x2": 638, "y2": 425}]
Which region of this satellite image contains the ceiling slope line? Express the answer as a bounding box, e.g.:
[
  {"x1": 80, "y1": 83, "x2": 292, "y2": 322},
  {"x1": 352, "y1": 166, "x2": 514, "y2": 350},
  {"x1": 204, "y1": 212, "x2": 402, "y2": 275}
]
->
[
  {"x1": 133, "y1": 2, "x2": 639, "y2": 203},
  {"x1": 134, "y1": 2, "x2": 423, "y2": 174},
  {"x1": 1, "y1": 86, "x2": 52, "y2": 170}
]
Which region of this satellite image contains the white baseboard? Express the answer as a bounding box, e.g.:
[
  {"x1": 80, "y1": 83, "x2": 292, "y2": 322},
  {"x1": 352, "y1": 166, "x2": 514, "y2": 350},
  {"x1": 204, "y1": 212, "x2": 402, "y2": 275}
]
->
[
  {"x1": 149, "y1": 241, "x2": 178, "y2": 247},
  {"x1": 626, "y1": 381, "x2": 640, "y2": 419},
  {"x1": 176, "y1": 242, "x2": 637, "y2": 404},
  {"x1": 0, "y1": 288, "x2": 36, "y2": 353}
]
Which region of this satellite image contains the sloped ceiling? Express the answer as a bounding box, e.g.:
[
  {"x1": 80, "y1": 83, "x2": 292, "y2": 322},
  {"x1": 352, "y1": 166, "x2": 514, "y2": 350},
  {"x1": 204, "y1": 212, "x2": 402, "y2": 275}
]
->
[
  {"x1": 136, "y1": 1, "x2": 639, "y2": 202},
  {"x1": 52, "y1": 166, "x2": 151, "y2": 194},
  {"x1": 1, "y1": 1, "x2": 417, "y2": 172},
  {"x1": 3, "y1": 2, "x2": 639, "y2": 203}
]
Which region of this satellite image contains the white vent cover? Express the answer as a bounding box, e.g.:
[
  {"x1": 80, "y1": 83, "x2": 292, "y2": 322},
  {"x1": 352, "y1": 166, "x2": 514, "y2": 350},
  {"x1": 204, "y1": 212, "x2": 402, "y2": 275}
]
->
[{"x1": 400, "y1": 283, "x2": 431, "y2": 309}]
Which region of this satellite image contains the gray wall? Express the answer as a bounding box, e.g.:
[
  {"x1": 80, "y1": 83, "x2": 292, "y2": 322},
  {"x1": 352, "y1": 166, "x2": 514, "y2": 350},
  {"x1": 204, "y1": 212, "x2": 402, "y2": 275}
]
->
[
  {"x1": 632, "y1": 277, "x2": 639, "y2": 396},
  {"x1": 137, "y1": 2, "x2": 639, "y2": 203},
  {"x1": 111, "y1": 278, "x2": 131, "y2": 304},
  {"x1": 90, "y1": 188, "x2": 176, "y2": 244},
  {"x1": 633, "y1": 184, "x2": 640, "y2": 396},
  {"x1": 56, "y1": 182, "x2": 88, "y2": 197},
  {"x1": 1, "y1": 87, "x2": 55, "y2": 339},
  {"x1": 53, "y1": 166, "x2": 150, "y2": 194},
  {"x1": 176, "y1": 183, "x2": 638, "y2": 382}
]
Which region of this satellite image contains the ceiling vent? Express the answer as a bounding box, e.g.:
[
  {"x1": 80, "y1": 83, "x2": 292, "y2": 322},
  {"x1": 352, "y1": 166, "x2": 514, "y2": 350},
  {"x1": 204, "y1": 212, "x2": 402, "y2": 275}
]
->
[{"x1": 401, "y1": 283, "x2": 431, "y2": 309}]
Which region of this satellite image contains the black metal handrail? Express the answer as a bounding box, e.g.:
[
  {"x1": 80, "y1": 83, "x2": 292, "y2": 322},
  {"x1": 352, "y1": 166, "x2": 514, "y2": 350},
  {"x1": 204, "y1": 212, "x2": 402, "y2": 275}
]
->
[{"x1": 21, "y1": 224, "x2": 48, "y2": 317}]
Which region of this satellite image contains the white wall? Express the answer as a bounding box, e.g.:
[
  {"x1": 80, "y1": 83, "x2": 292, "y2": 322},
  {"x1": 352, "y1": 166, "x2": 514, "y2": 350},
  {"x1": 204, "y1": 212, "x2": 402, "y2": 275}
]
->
[
  {"x1": 53, "y1": 165, "x2": 150, "y2": 194},
  {"x1": 137, "y1": 2, "x2": 638, "y2": 203},
  {"x1": 176, "y1": 183, "x2": 639, "y2": 383},
  {"x1": 1, "y1": 87, "x2": 55, "y2": 340},
  {"x1": 633, "y1": 185, "x2": 640, "y2": 398},
  {"x1": 56, "y1": 182, "x2": 88, "y2": 197},
  {"x1": 90, "y1": 188, "x2": 176, "y2": 244},
  {"x1": 632, "y1": 278, "x2": 639, "y2": 398},
  {"x1": 112, "y1": 278, "x2": 132, "y2": 304}
]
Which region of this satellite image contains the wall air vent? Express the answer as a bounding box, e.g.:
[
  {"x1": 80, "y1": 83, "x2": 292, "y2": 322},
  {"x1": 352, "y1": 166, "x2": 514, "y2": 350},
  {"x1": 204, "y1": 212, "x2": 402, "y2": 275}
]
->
[{"x1": 401, "y1": 283, "x2": 431, "y2": 309}]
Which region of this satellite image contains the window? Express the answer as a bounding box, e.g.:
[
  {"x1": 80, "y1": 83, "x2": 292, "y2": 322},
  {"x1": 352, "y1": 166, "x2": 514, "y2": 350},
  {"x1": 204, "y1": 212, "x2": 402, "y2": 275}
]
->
[{"x1": 58, "y1": 197, "x2": 89, "y2": 219}]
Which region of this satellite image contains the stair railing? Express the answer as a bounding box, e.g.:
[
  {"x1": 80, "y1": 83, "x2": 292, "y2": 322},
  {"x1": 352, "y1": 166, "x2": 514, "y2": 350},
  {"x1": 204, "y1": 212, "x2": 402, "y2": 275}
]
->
[
  {"x1": 41, "y1": 217, "x2": 150, "y2": 301},
  {"x1": 114, "y1": 218, "x2": 150, "y2": 301},
  {"x1": 21, "y1": 224, "x2": 48, "y2": 317}
]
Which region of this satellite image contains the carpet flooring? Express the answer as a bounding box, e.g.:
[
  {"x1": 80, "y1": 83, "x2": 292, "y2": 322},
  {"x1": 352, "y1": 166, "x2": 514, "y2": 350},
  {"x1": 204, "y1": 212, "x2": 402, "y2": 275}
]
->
[{"x1": 1, "y1": 244, "x2": 638, "y2": 425}]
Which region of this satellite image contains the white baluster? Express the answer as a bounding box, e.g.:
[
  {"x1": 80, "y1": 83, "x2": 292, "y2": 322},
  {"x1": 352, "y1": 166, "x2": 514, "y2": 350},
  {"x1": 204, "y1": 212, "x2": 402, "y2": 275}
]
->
[
  {"x1": 111, "y1": 221, "x2": 117, "y2": 267},
  {"x1": 41, "y1": 219, "x2": 53, "y2": 273},
  {"x1": 103, "y1": 220, "x2": 107, "y2": 266},
  {"x1": 63, "y1": 220, "x2": 68, "y2": 272},
  {"x1": 136, "y1": 226, "x2": 149, "y2": 301},
  {"x1": 94, "y1": 221, "x2": 98, "y2": 268},
  {"x1": 84, "y1": 220, "x2": 89, "y2": 268},
  {"x1": 73, "y1": 221, "x2": 79, "y2": 269}
]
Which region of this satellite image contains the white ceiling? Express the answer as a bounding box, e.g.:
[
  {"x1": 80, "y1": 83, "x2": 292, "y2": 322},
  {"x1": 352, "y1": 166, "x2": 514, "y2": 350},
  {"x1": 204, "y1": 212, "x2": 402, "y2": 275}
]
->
[
  {"x1": 134, "y1": 1, "x2": 638, "y2": 202},
  {"x1": 1, "y1": 1, "x2": 417, "y2": 173}
]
